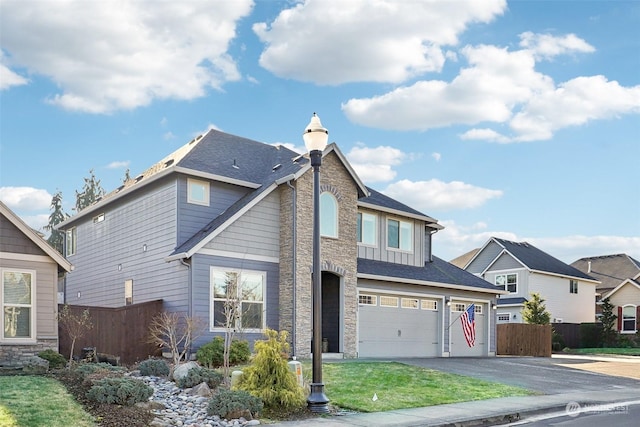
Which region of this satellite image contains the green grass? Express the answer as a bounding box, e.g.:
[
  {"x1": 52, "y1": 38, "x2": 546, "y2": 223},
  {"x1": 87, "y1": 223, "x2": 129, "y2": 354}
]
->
[
  {"x1": 317, "y1": 361, "x2": 534, "y2": 412},
  {"x1": 568, "y1": 348, "x2": 640, "y2": 356},
  {"x1": 0, "y1": 376, "x2": 95, "y2": 427}
]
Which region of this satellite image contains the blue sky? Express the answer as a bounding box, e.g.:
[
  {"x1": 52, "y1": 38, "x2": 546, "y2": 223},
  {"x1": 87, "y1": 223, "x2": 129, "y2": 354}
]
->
[{"x1": 1, "y1": 0, "x2": 639, "y2": 263}]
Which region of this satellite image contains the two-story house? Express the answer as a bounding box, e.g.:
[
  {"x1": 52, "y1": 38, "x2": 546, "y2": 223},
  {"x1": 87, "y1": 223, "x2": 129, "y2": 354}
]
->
[
  {"x1": 571, "y1": 254, "x2": 640, "y2": 335},
  {"x1": 58, "y1": 127, "x2": 506, "y2": 359},
  {"x1": 460, "y1": 237, "x2": 598, "y2": 324}
]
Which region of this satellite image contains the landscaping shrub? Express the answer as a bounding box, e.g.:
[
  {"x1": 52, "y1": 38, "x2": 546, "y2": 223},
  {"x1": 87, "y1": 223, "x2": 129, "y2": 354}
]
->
[
  {"x1": 86, "y1": 377, "x2": 153, "y2": 406},
  {"x1": 207, "y1": 389, "x2": 263, "y2": 419},
  {"x1": 75, "y1": 362, "x2": 126, "y2": 377},
  {"x1": 236, "y1": 329, "x2": 305, "y2": 414},
  {"x1": 196, "y1": 337, "x2": 251, "y2": 368},
  {"x1": 175, "y1": 366, "x2": 223, "y2": 389},
  {"x1": 579, "y1": 323, "x2": 603, "y2": 348},
  {"x1": 38, "y1": 349, "x2": 67, "y2": 370},
  {"x1": 138, "y1": 358, "x2": 170, "y2": 377}
]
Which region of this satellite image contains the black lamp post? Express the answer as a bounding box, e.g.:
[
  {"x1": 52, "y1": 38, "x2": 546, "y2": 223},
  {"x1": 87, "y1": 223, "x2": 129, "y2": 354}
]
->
[{"x1": 303, "y1": 113, "x2": 330, "y2": 413}]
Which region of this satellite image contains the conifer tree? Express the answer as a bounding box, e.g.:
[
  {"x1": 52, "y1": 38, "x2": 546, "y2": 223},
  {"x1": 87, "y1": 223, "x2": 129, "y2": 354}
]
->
[
  {"x1": 600, "y1": 297, "x2": 618, "y2": 346},
  {"x1": 44, "y1": 191, "x2": 68, "y2": 253},
  {"x1": 75, "y1": 169, "x2": 105, "y2": 212},
  {"x1": 522, "y1": 292, "x2": 551, "y2": 324}
]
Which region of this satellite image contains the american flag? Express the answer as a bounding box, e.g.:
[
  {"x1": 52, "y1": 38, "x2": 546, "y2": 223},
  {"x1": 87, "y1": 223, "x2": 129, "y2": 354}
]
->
[{"x1": 461, "y1": 303, "x2": 476, "y2": 347}]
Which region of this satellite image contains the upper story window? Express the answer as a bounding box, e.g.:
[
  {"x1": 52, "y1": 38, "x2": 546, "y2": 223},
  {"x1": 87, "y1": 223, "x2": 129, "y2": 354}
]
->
[
  {"x1": 622, "y1": 305, "x2": 637, "y2": 333},
  {"x1": 66, "y1": 227, "x2": 77, "y2": 256},
  {"x1": 211, "y1": 268, "x2": 265, "y2": 332},
  {"x1": 387, "y1": 218, "x2": 412, "y2": 251},
  {"x1": 2, "y1": 270, "x2": 34, "y2": 340},
  {"x1": 320, "y1": 192, "x2": 338, "y2": 238},
  {"x1": 495, "y1": 273, "x2": 517, "y2": 293},
  {"x1": 187, "y1": 178, "x2": 210, "y2": 206},
  {"x1": 357, "y1": 212, "x2": 377, "y2": 246},
  {"x1": 569, "y1": 280, "x2": 578, "y2": 294}
]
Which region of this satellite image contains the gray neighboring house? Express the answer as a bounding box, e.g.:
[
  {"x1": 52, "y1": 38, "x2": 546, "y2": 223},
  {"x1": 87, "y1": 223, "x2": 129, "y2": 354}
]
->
[
  {"x1": 58, "y1": 129, "x2": 505, "y2": 359},
  {"x1": 0, "y1": 200, "x2": 72, "y2": 366},
  {"x1": 462, "y1": 237, "x2": 598, "y2": 324}
]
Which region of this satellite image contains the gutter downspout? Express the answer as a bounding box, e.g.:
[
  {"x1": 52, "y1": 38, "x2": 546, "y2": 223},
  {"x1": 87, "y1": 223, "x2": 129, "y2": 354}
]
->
[{"x1": 286, "y1": 179, "x2": 297, "y2": 357}]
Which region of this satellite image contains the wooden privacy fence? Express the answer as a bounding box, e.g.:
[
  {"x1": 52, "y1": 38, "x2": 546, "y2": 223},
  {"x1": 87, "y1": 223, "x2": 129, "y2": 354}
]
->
[
  {"x1": 58, "y1": 300, "x2": 163, "y2": 365},
  {"x1": 497, "y1": 323, "x2": 552, "y2": 357}
]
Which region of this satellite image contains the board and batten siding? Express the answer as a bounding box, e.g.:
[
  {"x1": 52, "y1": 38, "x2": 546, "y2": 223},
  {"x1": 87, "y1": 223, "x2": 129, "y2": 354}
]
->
[
  {"x1": 532, "y1": 272, "x2": 596, "y2": 323},
  {"x1": 189, "y1": 253, "x2": 279, "y2": 349},
  {"x1": 202, "y1": 190, "x2": 280, "y2": 258},
  {"x1": 176, "y1": 176, "x2": 251, "y2": 248},
  {"x1": 65, "y1": 179, "x2": 189, "y2": 312},
  {"x1": 356, "y1": 211, "x2": 425, "y2": 267}
]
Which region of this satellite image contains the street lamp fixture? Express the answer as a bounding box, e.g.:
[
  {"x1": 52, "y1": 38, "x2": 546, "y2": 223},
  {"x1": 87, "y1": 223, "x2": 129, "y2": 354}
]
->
[{"x1": 303, "y1": 112, "x2": 329, "y2": 413}]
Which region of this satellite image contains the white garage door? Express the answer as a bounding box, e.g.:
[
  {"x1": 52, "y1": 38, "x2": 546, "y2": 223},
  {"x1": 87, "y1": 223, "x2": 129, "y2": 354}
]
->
[
  {"x1": 358, "y1": 293, "x2": 441, "y2": 358},
  {"x1": 449, "y1": 302, "x2": 487, "y2": 357}
]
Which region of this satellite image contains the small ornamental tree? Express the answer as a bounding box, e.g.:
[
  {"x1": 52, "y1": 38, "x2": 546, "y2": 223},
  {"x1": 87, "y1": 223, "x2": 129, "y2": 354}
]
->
[
  {"x1": 522, "y1": 292, "x2": 551, "y2": 325},
  {"x1": 600, "y1": 297, "x2": 618, "y2": 346},
  {"x1": 58, "y1": 304, "x2": 93, "y2": 365},
  {"x1": 147, "y1": 311, "x2": 205, "y2": 374}
]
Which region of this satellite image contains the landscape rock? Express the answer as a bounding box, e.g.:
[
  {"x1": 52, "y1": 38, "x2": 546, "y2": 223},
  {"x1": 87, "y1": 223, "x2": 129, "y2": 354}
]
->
[{"x1": 172, "y1": 361, "x2": 199, "y2": 381}]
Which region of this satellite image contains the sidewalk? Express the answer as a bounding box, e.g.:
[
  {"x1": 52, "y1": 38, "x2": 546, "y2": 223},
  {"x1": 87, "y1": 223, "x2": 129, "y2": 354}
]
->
[{"x1": 269, "y1": 389, "x2": 640, "y2": 426}]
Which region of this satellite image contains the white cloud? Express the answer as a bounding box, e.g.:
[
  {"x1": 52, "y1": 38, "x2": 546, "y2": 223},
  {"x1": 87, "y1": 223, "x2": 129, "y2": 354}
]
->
[
  {"x1": 0, "y1": 60, "x2": 28, "y2": 89},
  {"x1": 519, "y1": 32, "x2": 595, "y2": 60},
  {"x1": 432, "y1": 152, "x2": 441, "y2": 161},
  {"x1": 460, "y1": 128, "x2": 510, "y2": 143},
  {"x1": 0, "y1": 187, "x2": 51, "y2": 210},
  {"x1": 347, "y1": 145, "x2": 407, "y2": 183},
  {"x1": 164, "y1": 132, "x2": 176, "y2": 140},
  {"x1": 20, "y1": 214, "x2": 50, "y2": 234},
  {"x1": 106, "y1": 161, "x2": 130, "y2": 169},
  {"x1": 0, "y1": 1, "x2": 253, "y2": 113},
  {"x1": 254, "y1": 0, "x2": 506, "y2": 85},
  {"x1": 382, "y1": 179, "x2": 503, "y2": 212}
]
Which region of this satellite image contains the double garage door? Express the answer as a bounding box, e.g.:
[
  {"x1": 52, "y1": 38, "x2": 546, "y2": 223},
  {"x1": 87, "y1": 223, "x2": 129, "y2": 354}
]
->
[{"x1": 358, "y1": 293, "x2": 441, "y2": 358}]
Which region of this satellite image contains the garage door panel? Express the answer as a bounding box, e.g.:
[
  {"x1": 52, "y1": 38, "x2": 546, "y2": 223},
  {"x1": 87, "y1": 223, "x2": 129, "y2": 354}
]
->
[{"x1": 450, "y1": 306, "x2": 487, "y2": 357}]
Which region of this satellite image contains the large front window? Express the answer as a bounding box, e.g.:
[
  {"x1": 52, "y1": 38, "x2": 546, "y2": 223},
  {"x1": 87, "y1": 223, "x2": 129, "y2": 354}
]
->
[
  {"x1": 2, "y1": 270, "x2": 34, "y2": 340},
  {"x1": 387, "y1": 218, "x2": 412, "y2": 251},
  {"x1": 211, "y1": 268, "x2": 265, "y2": 331},
  {"x1": 320, "y1": 192, "x2": 337, "y2": 237},
  {"x1": 622, "y1": 305, "x2": 637, "y2": 333},
  {"x1": 357, "y1": 212, "x2": 376, "y2": 245}
]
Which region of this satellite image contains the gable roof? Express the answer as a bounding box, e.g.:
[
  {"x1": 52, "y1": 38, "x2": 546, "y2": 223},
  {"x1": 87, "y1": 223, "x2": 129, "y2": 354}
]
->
[
  {"x1": 605, "y1": 278, "x2": 640, "y2": 299},
  {"x1": 570, "y1": 254, "x2": 640, "y2": 291},
  {"x1": 358, "y1": 257, "x2": 507, "y2": 295},
  {"x1": 0, "y1": 201, "x2": 72, "y2": 272},
  {"x1": 476, "y1": 237, "x2": 597, "y2": 282},
  {"x1": 449, "y1": 248, "x2": 479, "y2": 268},
  {"x1": 359, "y1": 187, "x2": 443, "y2": 229}
]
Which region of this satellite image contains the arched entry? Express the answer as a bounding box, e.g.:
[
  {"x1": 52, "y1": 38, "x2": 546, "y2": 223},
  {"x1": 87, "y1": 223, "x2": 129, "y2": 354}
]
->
[{"x1": 321, "y1": 271, "x2": 341, "y2": 353}]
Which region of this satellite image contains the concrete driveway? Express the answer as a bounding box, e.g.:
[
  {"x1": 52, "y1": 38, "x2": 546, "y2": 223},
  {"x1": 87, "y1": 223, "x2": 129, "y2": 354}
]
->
[{"x1": 399, "y1": 355, "x2": 640, "y2": 394}]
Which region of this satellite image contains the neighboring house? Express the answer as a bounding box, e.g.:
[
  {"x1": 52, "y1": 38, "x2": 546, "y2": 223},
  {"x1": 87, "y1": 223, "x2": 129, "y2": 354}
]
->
[
  {"x1": 461, "y1": 237, "x2": 598, "y2": 324},
  {"x1": 57, "y1": 129, "x2": 506, "y2": 359},
  {"x1": 571, "y1": 254, "x2": 640, "y2": 334},
  {"x1": 0, "y1": 201, "x2": 72, "y2": 367}
]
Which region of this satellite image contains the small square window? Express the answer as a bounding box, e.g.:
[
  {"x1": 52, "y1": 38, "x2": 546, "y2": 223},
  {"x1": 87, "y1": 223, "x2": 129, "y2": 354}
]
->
[
  {"x1": 380, "y1": 296, "x2": 399, "y2": 307},
  {"x1": 497, "y1": 313, "x2": 510, "y2": 322},
  {"x1": 358, "y1": 294, "x2": 377, "y2": 305},
  {"x1": 401, "y1": 298, "x2": 419, "y2": 309},
  {"x1": 93, "y1": 213, "x2": 105, "y2": 223},
  {"x1": 452, "y1": 303, "x2": 466, "y2": 312},
  {"x1": 421, "y1": 300, "x2": 437, "y2": 311},
  {"x1": 188, "y1": 178, "x2": 210, "y2": 206},
  {"x1": 474, "y1": 304, "x2": 483, "y2": 314}
]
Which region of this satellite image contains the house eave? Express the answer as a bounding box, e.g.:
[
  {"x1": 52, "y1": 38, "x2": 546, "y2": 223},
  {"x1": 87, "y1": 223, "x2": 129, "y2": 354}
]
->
[
  {"x1": 358, "y1": 201, "x2": 442, "y2": 226},
  {"x1": 357, "y1": 272, "x2": 510, "y2": 295}
]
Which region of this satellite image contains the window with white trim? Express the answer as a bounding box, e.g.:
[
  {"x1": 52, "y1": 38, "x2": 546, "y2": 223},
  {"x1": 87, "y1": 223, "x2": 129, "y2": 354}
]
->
[
  {"x1": 401, "y1": 298, "x2": 419, "y2": 309},
  {"x1": 187, "y1": 178, "x2": 210, "y2": 206},
  {"x1": 2, "y1": 270, "x2": 34, "y2": 340},
  {"x1": 569, "y1": 280, "x2": 578, "y2": 294},
  {"x1": 622, "y1": 305, "x2": 637, "y2": 333},
  {"x1": 93, "y1": 213, "x2": 105, "y2": 223},
  {"x1": 320, "y1": 192, "x2": 338, "y2": 237},
  {"x1": 387, "y1": 218, "x2": 412, "y2": 251},
  {"x1": 421, "y1": 300, "x2": 437, "y2": 311},
  {"x1": 358, "y1": 294, "x2": 377, "y2": 306},
  {"x1": 452, "y1": 303, "x2": 466, "y2": 312},
  {"x1": 357, "y1": 212, "x2": 377, "y2": 246},
  {"x1": 497, "y1": 313, "x2": 511, "y2": 322},
  {"x1": 66, "y1": 227, "x2": 77, "y2": 256},
  {"x1": 211, "y1": 268, "x2": 265, "y2": 331},
  {"x1": 495, "y1": 273, "x2": 517, "y2": 293},
  {"x1": 474, "y1": 304, "x2": 483, "y2": 314},
  {"x1": 379, "y1": 296, "x2": 399, "y2": 307}
]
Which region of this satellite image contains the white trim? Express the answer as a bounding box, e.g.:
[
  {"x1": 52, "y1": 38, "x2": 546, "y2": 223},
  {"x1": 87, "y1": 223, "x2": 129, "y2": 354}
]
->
[
  {"x1": 358, "y1": 274, "x2": 510, "y2": 295},
  {"x1": 1, "y1": 268, "x2": 37, "y2": 342},
  {"x1": 604, "y1": 278, "x2": 640, "y2": 299},
  {"x1": 175, "y1": 166, "x2": 261, "y2": 189},
  {"x1": 358, "y1": 287, "x2": 447, "y2": 300},
  {"x1": 358, "y1": 201, "x2": 442, "y2": 227},
  {"x1": 385, "y1": 216, "x2": 413, "y2": 253},
  {"x1": 320, "y1": 192, "x2": 338, "y2": 238},
  {"x1": 0, "y1": 252, "x2": 56, "y2": 264},
  {"x1": 198, "y1": 248, "x2": 279, "y2": 264},
  {"x1": 481, "y1": 248, "x2": 528, "y2": 276},
  {"x1": 187, "y1": 178, "x2": 210, "y2": 206}
]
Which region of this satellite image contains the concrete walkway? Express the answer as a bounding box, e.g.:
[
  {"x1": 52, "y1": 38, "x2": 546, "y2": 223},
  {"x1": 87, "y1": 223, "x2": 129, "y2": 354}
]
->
[{"x1": 269, "y1": 354, "x2": 640, "y2": 426}]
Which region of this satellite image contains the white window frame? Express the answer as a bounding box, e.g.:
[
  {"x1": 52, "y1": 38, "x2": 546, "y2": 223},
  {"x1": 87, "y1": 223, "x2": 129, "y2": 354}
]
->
[
  {"x1": 1, "y1": 269, "x2": 36, "y2": 342},
  {"x1": 569, "y1": 280, "x2": 578, "y2": 294},
  {"x1": 187, "y1": 178, "x2": 210, "y2": 206},
  {"x1": 210, "y1": 267, "x2": 266, "y2": 333},
  {"x1": 357, "y1": 212, "x2": 377, "y2": 246},
  {"x1": 497, "y1": 313, "x2": 511, "y2": 322},
  {"x1": 93, "y1": 213, "x2": 105, "y2": 223},
  {"x1": 452, "y1": 303, "x2": 466, "y2": 312},
  {"x1": 379, "y1": 296, "x2": 399, "y2": 308},
  {"x1": 401, "y1": 298, "x2": 419, "y2": 309},
  {"x1": 421, "y1": 299, "x2": 438, "y2": 311},
  {"x1": 320, "y1": 192, "x2": 338, "y2": 238},
  {"x1": 621, "y1": 304, "x2": 637, "y2": 333},
  {"x1": 66, "y1": 227, "x2": 77, "y2": 256},
  {"x1": 495, "y1": 273, "x2": 517, "y2": 293},
  {"x1": 125, "y1": 279, "x2": 133, "y2": 306},
  {"x1": 474, "y1": 304, "x2": 483, "y2": 314},
  {"x1": 358, "y1": 294, "x2": 377, "y2": 306},
  {"x1": 386, "y1": 218, "x2": 413, "y2": 252}
]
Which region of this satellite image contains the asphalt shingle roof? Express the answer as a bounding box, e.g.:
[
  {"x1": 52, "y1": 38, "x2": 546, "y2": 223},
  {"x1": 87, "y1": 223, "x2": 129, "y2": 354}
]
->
[
  {"x1": 360, "y1": 187, "x2": 437, "y2": 221},
  {"x1": 494, "y1": 238, "x2": 595, "y2": 281},
  {"x1": 358, "y1": 257, "x2": 498, "y2": 292},
  {"x1": 497, "y1": 297, "x2": 528, "y2": 305},
  {"x1": 570, "y1": 254, "x2": 640, "y2": 291}
]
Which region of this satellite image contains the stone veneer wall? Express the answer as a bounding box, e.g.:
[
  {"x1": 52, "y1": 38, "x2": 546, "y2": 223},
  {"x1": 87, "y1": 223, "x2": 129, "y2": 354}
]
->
[
  {"x1": 0, "y1": 338, "x2": 58, "y2": 367},
  {"x1": 279, "y1": 151, "x2": 359, "y2": 358}
]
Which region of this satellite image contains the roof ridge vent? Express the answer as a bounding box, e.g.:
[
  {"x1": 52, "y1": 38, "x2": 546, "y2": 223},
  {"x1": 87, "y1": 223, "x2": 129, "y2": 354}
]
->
[{"x1": 232, "y1": 159, "x2": 239, "y2": 169}]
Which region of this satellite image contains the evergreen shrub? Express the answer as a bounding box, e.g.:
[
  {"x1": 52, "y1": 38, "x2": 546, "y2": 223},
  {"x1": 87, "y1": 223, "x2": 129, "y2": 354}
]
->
[
  {"x1": 38, "y1": 349, "x2": 67, "y2": 370},
  {"x1": 196, "y1": 337, "x2": 251, "y2": 368},
  {"x1": 175, "y1": 366, "x2": 223, "y2": 389},
  {"x1": 86, "y1": 377, "x2": 153, "y2": 406},
  {"x1": 207, "y1": 389, "x2": 263, "y2": 419},
  {"x1": 138, "y1": 358, "x2": 170, "y2": 377}
]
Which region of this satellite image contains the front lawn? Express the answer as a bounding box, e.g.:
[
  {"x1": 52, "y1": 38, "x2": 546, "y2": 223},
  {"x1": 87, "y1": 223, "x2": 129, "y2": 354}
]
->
[
  {"x1": 567, "y1": 348, "x2": 640, "y2": 356},
  {"x1": 0, "y1": 375, "x2": 95, "y2": 427},
  {"x1": 321, "y1": 361, "x2": 534, "y2": 412}
]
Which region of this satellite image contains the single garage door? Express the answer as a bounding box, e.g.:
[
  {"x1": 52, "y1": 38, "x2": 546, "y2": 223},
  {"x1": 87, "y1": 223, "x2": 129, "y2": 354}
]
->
[
  {"x1": 358, "y1": 293, "x2": 441, "y2": 358},
  {"x1": 449, "y1": 301, "x2": 486, "y2": 357}
]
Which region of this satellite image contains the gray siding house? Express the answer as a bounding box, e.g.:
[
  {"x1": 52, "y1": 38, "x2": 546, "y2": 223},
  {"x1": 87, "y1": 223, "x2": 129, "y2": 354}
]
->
[
  {"x1": 1, "y1": 201, "x2": 72, "y2": 366},
  {"x1": 58, "y1": 129, "x2": 505, "y2": 359}
]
